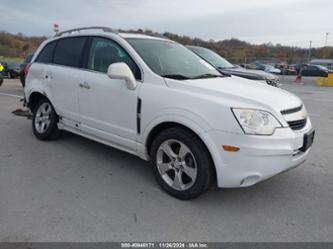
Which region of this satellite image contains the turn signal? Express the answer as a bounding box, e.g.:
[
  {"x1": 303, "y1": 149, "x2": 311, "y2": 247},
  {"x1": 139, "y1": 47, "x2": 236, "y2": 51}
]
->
[{"x1": 222, "y1": 145, "x2": 240, "y2": 152}]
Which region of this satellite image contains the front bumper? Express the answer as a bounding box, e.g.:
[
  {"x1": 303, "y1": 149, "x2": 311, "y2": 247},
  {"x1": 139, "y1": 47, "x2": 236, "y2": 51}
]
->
[{"x1": 205, "y1": 120, "x2": 313, "y2": 188}]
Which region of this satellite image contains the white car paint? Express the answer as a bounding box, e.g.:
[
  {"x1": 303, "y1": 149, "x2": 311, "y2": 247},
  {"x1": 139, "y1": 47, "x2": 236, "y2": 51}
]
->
[{"x1": 25, "y1": 31, "x2": 313, "y2": 189}]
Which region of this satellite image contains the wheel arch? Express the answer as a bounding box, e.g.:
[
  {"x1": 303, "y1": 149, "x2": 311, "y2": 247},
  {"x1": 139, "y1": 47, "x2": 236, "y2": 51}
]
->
[
  {"x1": 27, "y1": 91, "x2": 49, "y2": 112},
  {"x1": 143, "y1": 120, "x2": 218, "y2": 184}
]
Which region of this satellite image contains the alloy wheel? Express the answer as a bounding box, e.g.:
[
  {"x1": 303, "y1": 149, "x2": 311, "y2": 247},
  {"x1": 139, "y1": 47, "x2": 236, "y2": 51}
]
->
[
  {"x1": 34, "y1": 102, "x2": 52, "y2": 134},
  {"x1": 156, "y1": 139, "x2": 197, "y2": 191}
]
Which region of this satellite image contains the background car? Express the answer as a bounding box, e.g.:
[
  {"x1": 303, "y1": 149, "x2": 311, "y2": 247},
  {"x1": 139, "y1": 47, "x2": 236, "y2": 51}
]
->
[
  {"x1": 0, "y1": 63, "x2": 3, "y2": 86},
  {"x1": 285, "y1": 65, "x2": 298, "y2": 75},
  {"x1": 300, "y1": 64, "x2": 329, "y2": 77},
  {"x1": 264, "y1": 64, "x2": 281, "y2": 74},
  {"x1": 240, "y1": 63, "x2": 266, "y2": 70},
  {"x1": 0, "y1": 61, "x2": 21, "y2": 78},
  {"x1": 19, "y1": 54, "x2": 34, "y2": 87},
  {"x1": 295, "y1": 64, "x2": 329, "y2": 77},
  {"x1": 187, "y1": 46, "x2": 280, "y2": 87}
]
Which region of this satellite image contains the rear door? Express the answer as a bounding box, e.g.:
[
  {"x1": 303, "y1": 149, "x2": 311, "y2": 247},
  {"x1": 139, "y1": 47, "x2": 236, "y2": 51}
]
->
[
  {"x1": 78, "y1": 37, "x2": 142, "y2": 152},
  {"x1": 29, "y1": 41, "x2": 57, "y2": 100},
  {"x1": 50, "y1": 37, "x2": 87, "y2": 127}
]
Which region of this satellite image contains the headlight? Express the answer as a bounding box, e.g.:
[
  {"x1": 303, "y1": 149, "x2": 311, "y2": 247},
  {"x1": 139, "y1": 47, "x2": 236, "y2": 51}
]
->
[{"x1": 232, "y1": 108, "x2": 282, "y2": 135}]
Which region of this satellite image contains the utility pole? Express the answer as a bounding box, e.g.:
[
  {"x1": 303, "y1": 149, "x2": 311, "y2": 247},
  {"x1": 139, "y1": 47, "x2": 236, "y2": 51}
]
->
[
  {"x1": 308, "y1": 40, "x2": 312, "y2": 63},
  {"x1": 324, "y1": 32, "x2": 329, "y2": 47}
]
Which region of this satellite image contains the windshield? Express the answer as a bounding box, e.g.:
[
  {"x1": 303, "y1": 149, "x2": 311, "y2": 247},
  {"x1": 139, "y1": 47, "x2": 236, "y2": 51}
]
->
[
  {"x1": 317, "y1": 65, "x2": 328, "y2": 70},
  {"x1": 188, "y1": 46, "x2": 235, "y2": 69},
  {"x1": 126, "y1": 38, "x2": 221, "y2": 79}
]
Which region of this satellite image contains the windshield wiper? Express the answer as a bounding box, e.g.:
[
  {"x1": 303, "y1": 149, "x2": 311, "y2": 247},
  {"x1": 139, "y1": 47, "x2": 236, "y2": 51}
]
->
[
  {"x1": 191, "y1": 73, "x2": 224, "y2": 79},
  {"x1": 162, "y1": 74, "x2": 191, "y2": 80},
  {"x1": 218, "y1": 66, "x2": 236, "y2": 70},
  {"x1": 215, "y1": 68, "x2": 233, "y2": 77}
]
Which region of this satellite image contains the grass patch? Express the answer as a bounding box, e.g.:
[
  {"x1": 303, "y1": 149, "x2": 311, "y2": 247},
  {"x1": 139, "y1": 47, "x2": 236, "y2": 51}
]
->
[{"x1": 0, "y1": 56, "x2": 24, "y2": 63}]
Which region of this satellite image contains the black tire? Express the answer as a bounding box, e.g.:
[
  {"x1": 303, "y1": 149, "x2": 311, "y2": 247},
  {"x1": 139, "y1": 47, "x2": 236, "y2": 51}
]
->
[
  {"x1": 0, "y1": 78, "x2": 3, "y2": 86},
  {"x1": 150, "y1": 127, "x2": 215, "y2": 200},
  {"x1": 32, "y1": 98, "x2": 61, "y2": 140}
]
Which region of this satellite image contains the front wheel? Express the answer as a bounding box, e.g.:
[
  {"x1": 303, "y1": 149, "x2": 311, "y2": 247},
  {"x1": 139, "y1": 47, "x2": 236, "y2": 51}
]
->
[
  {"x1": 150, "y1": 127, "x2": 215, "y2": 200},
  {"x1": 32, "y1": 98, "x2": 61, "y2": 140}
]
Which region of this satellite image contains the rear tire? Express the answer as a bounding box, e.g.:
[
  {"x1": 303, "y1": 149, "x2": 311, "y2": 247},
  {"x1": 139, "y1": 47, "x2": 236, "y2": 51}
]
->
[
  {"x1": 32, "y1": 98, "x2": 61, "y2": 140},
  {"x1": 150, "y1": 127, "x2": 215, "y2": 200}
]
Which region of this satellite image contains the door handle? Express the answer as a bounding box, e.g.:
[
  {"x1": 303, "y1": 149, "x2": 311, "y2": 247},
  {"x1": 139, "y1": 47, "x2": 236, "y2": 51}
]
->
[{"x1": 79, "y1": 82, "x2": 91, "y2": 89}]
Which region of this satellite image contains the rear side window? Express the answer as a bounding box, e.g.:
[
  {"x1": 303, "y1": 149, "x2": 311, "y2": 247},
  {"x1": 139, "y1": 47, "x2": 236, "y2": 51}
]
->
[
  {"x1": 36, "y1": 41, "x2": 56, "y2": 63},
  {"x1": 53, "y1": 37, "x2": 86, "y2": 68},
  {"x1": 307, "y1": 66, "x2": 317, "y2": 71}
]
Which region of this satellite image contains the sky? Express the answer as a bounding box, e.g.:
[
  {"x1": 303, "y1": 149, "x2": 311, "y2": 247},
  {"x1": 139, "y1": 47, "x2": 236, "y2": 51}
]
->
[{"x1": 0, "y1": 0, "x2": 332, "y2": 48}]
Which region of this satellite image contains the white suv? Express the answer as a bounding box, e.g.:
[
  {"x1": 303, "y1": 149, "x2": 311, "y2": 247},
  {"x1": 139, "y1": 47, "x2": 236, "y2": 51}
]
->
[{"x1": 24, "y1": 27, "x2": 314, "y2": 199}]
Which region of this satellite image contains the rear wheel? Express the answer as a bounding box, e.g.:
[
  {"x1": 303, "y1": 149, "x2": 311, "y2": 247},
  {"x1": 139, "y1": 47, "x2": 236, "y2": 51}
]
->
[
  {"x1": 32, "y1": 98, "x2": 61, "y2": 140},
  {"x1": 150, "y1": 127, "x2": 215, "y2": 200}
]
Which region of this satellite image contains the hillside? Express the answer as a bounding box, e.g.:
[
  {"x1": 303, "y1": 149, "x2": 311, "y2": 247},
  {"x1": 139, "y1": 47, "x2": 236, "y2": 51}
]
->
[
  {"x1": 0, "y1": 32, "x2": 46, "y2": 58},
  {"x1": 1, "y1": 30, "x2": 332, "y2": 64}
]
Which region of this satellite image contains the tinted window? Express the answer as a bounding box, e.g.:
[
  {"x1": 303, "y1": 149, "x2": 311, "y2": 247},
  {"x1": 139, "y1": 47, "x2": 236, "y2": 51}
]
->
[
  {"x1": 36, "y1": 41, "x2": 56, "y2": 63},
  {"x1": 307, "y1": 66, "x2": 317, "y2": 71},
  {"x1": 88, "y1": 37, "x2": 141, "y2": 79},
  {"x1": 54, "y1": 37, "x2": 86, "y2": 67}
]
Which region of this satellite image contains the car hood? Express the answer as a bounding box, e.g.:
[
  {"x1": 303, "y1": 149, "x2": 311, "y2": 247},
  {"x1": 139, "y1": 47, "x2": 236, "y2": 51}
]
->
[
  {"x1": 221, "y1": 67, "x2": 278, "y2": 80},
  {"x1": 165, "y1": 76, "x2": 301, "y2": 113}
]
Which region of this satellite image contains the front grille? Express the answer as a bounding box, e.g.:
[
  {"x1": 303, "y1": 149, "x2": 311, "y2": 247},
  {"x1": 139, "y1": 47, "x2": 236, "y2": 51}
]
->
[
  {"x1": 287, "y1": 119, "x2": 307, "y2": 130},
  {"x1": 266, "y1": 78, "x2": 279, "y2": 87}
]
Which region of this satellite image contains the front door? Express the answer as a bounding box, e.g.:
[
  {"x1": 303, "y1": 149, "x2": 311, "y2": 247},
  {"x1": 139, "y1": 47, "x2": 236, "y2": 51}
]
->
[{"x1": 78, "y1": 37, "x2": 142, "y2": 152}]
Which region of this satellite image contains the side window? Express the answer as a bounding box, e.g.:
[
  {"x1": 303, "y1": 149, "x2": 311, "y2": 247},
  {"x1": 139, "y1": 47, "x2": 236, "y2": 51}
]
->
[
  {"x1": 53, "y1": 37, "x2": 86, "y2": 68},
  {"x1": 88, "y1": 37, "x2": 141, "y2": 80},
  {"x1": 36, "y1": 41, "x2": 56, "y2": 63}
]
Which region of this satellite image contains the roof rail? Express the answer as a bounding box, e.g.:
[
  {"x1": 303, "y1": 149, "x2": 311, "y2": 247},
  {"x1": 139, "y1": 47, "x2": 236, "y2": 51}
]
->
[{"x1": 54, "y1": 26, "x2": 116, "y2": 37}]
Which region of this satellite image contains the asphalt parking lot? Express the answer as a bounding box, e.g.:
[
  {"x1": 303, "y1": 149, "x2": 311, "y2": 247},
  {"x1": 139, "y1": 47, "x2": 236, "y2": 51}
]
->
[{"x1": 0, "y1": 77, "x2": 332, "y2": 242}]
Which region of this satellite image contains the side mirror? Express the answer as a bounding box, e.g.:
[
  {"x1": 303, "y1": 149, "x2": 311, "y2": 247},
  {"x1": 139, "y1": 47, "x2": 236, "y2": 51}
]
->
[{"x1": 107, "y1": 62, "x2": 137, "y2": 90}]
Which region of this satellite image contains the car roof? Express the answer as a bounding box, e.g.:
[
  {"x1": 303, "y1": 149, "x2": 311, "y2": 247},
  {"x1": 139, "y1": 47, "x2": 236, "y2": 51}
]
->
[{"x1": 48, "y1": 30, "x2": 170, "y2": 42}]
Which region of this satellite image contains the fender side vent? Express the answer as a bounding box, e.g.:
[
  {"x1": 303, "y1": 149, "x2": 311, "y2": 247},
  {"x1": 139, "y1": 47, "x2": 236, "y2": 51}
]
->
[{"x1": 137, "y1": 98, "x2": 142, "y2": 134}]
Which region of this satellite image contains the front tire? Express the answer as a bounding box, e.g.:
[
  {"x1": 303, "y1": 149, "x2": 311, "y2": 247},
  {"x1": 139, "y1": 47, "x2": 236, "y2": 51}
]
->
[
  {"x1": 150, "y1": 127, "x2": 215, "y2": 200},
  {"x1": 32, "y1": 98, "x2": 61, "y2": 140}
]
